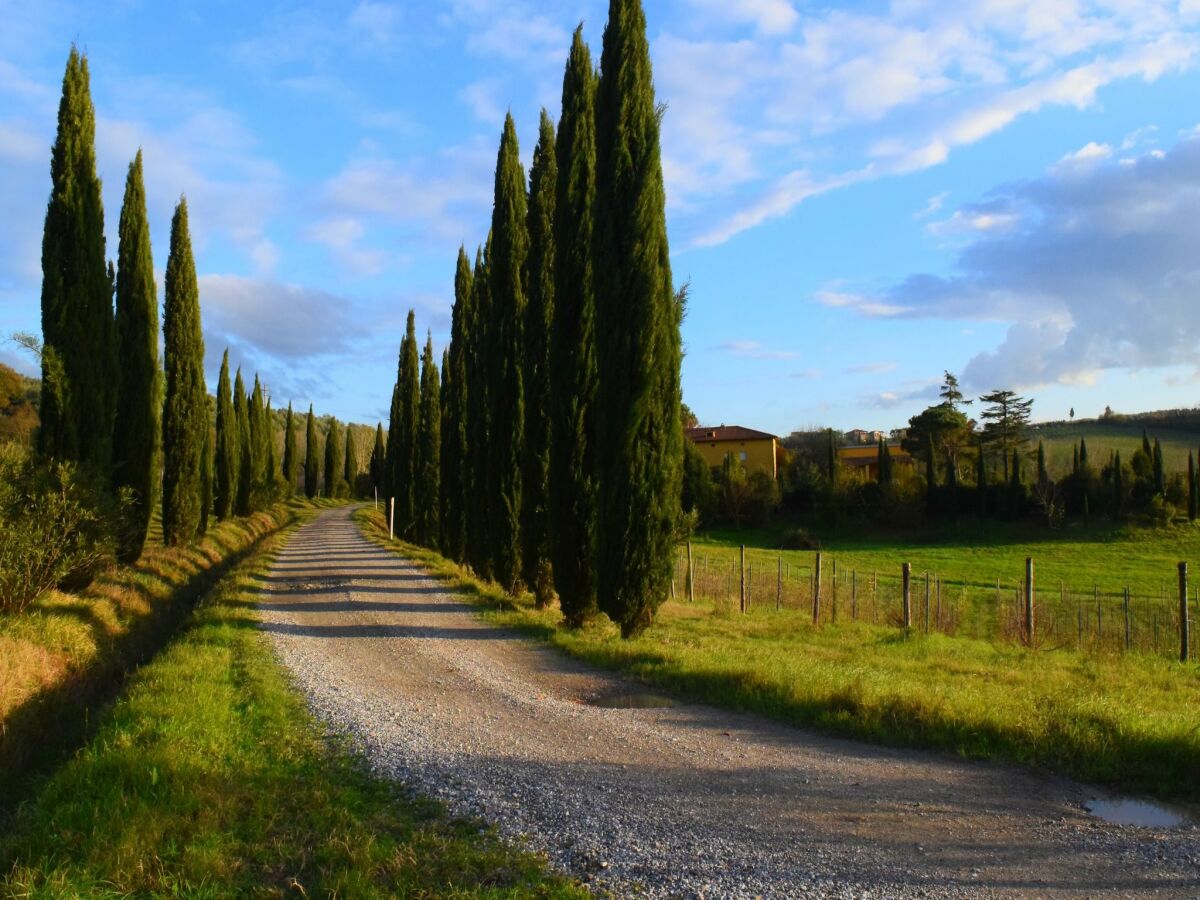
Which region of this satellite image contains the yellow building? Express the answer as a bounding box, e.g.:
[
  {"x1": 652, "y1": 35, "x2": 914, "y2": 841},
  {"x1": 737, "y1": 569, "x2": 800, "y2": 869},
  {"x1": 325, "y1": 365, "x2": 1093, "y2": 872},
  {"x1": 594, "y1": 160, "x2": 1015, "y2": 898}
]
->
[
  {"x1": 686, "y1": 425, "x2": 780, "y2": 479},
  {"x1": 837, "y1": 443, "x2": 914, "y2": 479}
]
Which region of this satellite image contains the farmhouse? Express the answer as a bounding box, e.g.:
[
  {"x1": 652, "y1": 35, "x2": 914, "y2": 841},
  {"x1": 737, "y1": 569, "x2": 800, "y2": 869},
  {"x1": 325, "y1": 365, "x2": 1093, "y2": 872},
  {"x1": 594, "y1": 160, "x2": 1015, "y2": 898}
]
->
[
  {"x1": 837, "y1": 442, "x2": 915, "y2": 479},
  {"x1": 686, "y1": 425, "x2": 780, "y2": 479}
]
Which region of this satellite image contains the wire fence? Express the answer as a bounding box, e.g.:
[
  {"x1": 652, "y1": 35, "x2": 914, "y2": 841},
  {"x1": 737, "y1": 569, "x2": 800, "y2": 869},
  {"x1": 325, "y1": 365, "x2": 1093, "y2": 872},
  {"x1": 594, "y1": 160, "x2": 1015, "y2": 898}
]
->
[{"x1": 671, "y1": 545, "x2": 1198, "y2": 661}]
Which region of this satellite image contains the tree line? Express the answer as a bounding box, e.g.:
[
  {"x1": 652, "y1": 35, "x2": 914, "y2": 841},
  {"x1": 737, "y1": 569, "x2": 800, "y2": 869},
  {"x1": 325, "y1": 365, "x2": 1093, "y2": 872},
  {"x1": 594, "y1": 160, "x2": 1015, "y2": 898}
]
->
[{"x1": 377, "y1": 0, "x2": 683, "y2": 639}]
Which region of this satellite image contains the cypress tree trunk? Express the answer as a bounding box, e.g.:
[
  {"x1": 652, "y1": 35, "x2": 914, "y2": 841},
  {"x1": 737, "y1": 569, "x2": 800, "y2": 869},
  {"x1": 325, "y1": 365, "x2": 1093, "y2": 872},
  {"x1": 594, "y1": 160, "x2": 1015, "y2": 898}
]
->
[
  {"x1": 466, "y1": 243, "x2": 493, "y2": 580},
  {"x1": 345, "y1": 425, "x2": 359, "y2": 498},
  {"x1": 39, "y1": 47, "x2": 116, "y2": 472},
  {"x1": 550, "y1": 28, "x2": 600, "y2": 628},
  {"x1": 304, "y1": 405, "x2": 319, "y2": 498},
  {"x1": 324, "y1": 419, "x2": 343, "y2": 499},
  {"x1": 234, "y1": 370, "x2": 252, "y2": 515},
  {"x1": 214, "y1": 350, "x2": 237, "y2": 518},
  {"x1": 398, "y1": 311, "x2": 421, "y2": 535},
  {"x1": 161, "y1": 199, "x2": 207, "y2": 546},
  {"x1": 370, "y1": 422, "x2": 385, "y2": 497},
  {"x1": 112, "y1": 151, "x2": 160, "y2": 562},
  {"x1": 522, "y1": 109, "x2": 557, "y2": 608},
  {"x1": 282, "y1": 402, "x2": 298, "y2": 496},
  {"x1": 487, "y1": 115, "x2": 529, "y2": 596},
  {"x1": 443, "y1": 248, "x2": 473, "y2": 563},
  {"x1": 594, "y1": 0, "x2": 683, "y2": 637},
  {"x1": 417, "y1": 333, "x2": 441, "y2": 549}
]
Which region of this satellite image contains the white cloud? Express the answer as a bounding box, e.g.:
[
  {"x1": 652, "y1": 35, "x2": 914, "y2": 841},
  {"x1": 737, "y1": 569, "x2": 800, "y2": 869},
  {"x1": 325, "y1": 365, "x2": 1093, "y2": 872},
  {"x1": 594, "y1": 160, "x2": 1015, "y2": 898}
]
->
[
  {"x1": 458, "y1": 78, "x2": 506, "y2": 125},
  {"x1": 685, "y1": 0, "x2": 799, "y2": 36},
  {"x1": 846, "y1": 362, "x2": 897, "y2": 374},
  {"x1": 1059, "y1": 141, "x2": 1113, "y2": 165},
  {"x1": 914, "y1": 191, "x2": 949, "y2": 219}
]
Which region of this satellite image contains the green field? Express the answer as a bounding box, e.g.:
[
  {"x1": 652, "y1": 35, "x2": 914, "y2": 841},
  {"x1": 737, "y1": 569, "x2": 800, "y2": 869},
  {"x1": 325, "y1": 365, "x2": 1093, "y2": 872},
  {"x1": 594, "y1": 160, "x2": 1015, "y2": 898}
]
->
[
  {"x1": 0, "y1": 514, "x2": 581, "y2": 898},
  {"x1": 1032, "y1": 418, "x2": 1200, "y2": 477},
  {"x1": 356, "y1": 508, "x2": 1200, "y2": 803}
]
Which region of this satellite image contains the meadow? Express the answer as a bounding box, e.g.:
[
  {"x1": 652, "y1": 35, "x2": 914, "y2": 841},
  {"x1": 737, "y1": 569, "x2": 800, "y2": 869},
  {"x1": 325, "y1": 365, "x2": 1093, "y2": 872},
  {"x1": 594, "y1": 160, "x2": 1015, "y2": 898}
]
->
[
  {"x1": 1032, "y1": 418, "x2": 1200, "y2": 476},
  {"x1": 356, "y1": 508, "x2": 1200, "y2": 803}
]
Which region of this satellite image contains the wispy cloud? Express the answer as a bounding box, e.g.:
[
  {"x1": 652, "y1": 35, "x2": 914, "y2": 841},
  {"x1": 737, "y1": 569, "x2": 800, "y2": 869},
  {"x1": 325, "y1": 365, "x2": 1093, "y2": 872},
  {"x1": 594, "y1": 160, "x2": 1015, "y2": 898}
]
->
[
  {"x1": 846, "y1": 361, "x2": 897, "y2": 375},
  {"x1": 716, "y1": 339, "x2": 797, "y2": 360}
]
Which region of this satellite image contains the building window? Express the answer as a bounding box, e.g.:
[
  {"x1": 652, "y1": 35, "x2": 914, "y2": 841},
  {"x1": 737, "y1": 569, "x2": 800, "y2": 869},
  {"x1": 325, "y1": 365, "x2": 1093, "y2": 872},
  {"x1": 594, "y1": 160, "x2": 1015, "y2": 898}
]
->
[{"x1": 739, "y1": 451, "x2": 747, "y2": 462}]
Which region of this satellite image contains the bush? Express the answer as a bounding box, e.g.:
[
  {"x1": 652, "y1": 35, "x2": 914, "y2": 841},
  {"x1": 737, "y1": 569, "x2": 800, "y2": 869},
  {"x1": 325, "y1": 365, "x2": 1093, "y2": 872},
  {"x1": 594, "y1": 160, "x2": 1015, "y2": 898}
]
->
[
  {"x1": 0, "y1": 446, "x2": 123, "y2": 613},
  {"x1": 779, "y1": 527, "x2": 820, "y2": 551}
]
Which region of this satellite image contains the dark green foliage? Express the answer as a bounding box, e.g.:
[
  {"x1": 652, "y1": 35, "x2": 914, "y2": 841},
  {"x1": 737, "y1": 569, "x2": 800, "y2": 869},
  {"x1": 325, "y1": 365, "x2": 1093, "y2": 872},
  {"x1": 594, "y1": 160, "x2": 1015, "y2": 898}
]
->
[
  {"x1": 416, "y1": 333, "x2": 441, "y2": 548},
  {"x1": 979, "y1": 390, "x2": 1033, "y2": 481},
  {"x1": 344, "y1": 426, "x2": 359, "y2": 499},
  {"x1": 487, "y1": 115, "x2": 529, "y2": 595},
  {"x1": 199, "y1": 422, "x2": 212, "y2": 537},
  {"x1": 214, "y1": 352, "x2": 237, "y2": 519},
  {"x1": 442, "y1": 249, "x2": 473, "y2": 563},
  {"x1": 384, "y1": 382, "x2": 401, "y2": 506},
  {"x1": 234, "y1": 370, "x2": 252, "y2": 516},
  {"x1": 1080, "y1": 438, "x2": 1089, "y2": 468},
  {"x1": 1113, "y1": 451, "x2": 1125, "y2": 520},
  {"x1": 466, "y1": 244, "x2": 492, "y2": 580},
  {"x1": 521, "y1": 109, "x2": 557, "y2": 608},
  {"x1": 1153, "y1": 439, "x2": 1165, "y2": 495},
  {"x1": 1142, "y1": 429, "x2": 1152, "y2": 459},
  {"x1": 550, "y1": 27, "x2": 600, "y2": 628},
  {"x1": 264, "y1": 399, "x2": 278, "y2": 500},
  {"x1": 282, "y1": 402, "x2": 298, "y2": 496},
  {"x1": 39, "y1": 48, "x2": 116, "y2": 472},
  {"x1": 1190, "y1": 452, "x2": 1198, "y2": 522},
  {"x1": 249, "y1": 377, "x2": 268, "y2": 509},
  {"x1": 304, "y1": 405, "x2": 318, "y2": 499},
  {"x1": 324, "y1": 419, "x2": 344, "y2": 499},
  {"x1": 160, "y1": 199, "x2": 207, "y2": 546},
  {"x1": 112, "y1": 151, "x2": 159, "y2": 563},
  {"x1": 924, "y1": 433, "x2": 936, "y2": 495},
  {"x1": 393, "y1": 312, "x2": 420, "y2": 535},
  {"x1": 438, "y1": 347, "x2": 455, "y2": 557},
  {"x1": 594, "y1": 0, "x2": 684, "y2": 637},
  {"x1": 877, "y1": 438, "x2": 893, "y2": 484},
  {"x1": 1037, "y1": 441, "x2": 1048, "y2": 488},
  {"x1": 370, "y1": 423, "x2": 385, "y2": 498},
  {"x1": 681, "y1": 438, "x2": 716, "y2": 522},
  {"x1": 826, "y1": 429, "x2": 837, "y2": 480},
  {"x1": 1072, "y1": 443, "x2": 1079, "y2": 475},
  {"x1": 976, "y1": 437, "x2": 988, "y2": 513}
]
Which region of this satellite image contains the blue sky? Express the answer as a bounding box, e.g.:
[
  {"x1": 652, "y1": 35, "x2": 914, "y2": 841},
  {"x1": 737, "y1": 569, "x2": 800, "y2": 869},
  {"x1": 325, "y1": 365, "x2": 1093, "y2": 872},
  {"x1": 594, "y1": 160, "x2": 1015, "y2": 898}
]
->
[{"x1": 2, "y1": 0, "x2": 1200, "y2": 435}]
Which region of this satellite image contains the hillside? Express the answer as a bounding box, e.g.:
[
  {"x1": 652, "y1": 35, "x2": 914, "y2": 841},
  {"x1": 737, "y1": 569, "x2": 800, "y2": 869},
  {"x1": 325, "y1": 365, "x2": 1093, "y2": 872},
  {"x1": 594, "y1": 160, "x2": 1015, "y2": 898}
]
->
[{"x1": 1031, "y1": 410, "x2": 1200, "y2": 476}]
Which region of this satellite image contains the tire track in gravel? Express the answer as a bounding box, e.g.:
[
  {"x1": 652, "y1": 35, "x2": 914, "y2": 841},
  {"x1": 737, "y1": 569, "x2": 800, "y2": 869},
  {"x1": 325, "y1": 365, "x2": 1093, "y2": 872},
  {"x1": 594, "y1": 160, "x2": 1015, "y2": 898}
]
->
[{"x1": 259, "y1": 506, "x2": 1199, "y2": 898}]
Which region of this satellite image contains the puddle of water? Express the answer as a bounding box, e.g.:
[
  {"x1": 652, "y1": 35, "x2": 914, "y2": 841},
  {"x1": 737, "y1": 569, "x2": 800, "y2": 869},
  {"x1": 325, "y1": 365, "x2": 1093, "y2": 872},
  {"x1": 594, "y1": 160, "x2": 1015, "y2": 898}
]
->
[
  {"x1": 588, "y1": 692, "x2": 678, "y2": 709},
  {"x1": 1084, "y1": 797, "x2": 1192, "y2": 828}
]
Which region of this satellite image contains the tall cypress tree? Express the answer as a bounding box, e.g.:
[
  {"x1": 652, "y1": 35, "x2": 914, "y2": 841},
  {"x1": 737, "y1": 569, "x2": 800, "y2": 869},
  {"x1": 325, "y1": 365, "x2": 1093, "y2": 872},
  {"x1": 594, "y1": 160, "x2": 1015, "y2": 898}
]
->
[
  {"x1": 1037, "y1": 440, "x2": 1048, "y2": 487},
  {"x1": 385, "y1": 380, "x2": 401, "y2": 504},
  {"x1": 264, "y1": 398, "x2": 278, "y2": 500},
  {"x1": 550, "y1": 28, "x2": 600, "y2": 627},
  {"x1": 417, "y1": 332, "x2": 441, "y2": 549},
  {"x1": 112, "y1": 151, "x2": 159, "y2": 562},
  {"x1": 1189, "y1": 451, "x2": 1197, "y2": 522},
  {"x1": 1153, "y1": 438, "x2": 1165, "y2": 496},
  {"x1": 324, "y1": 418, "x2": 343, "y2": 499},
  {"x1": 160, "y1": 198, "x2": 206, "y2": 546},
  {"x1": 466, "y1": 242, "x2": 493, "y2": 579},
  {"x1": 521, "y1": 109, "x2": 557, "y2": 607},
  {"x1": 1080, "y1": 438, "x2": 1089, "y2": 468},
  {"x1": 487, "y1": 114, "x2": 529, "y2": 595},
  {"x1": 594, "y1": 0, "x2": 684, "y2": 637},
  {"x1": 234, "y1": 369, "x2": 252, "y2": 515},
  {"x1": 397, "y1": 311, "x2": 421, "y2": 535},
  {"x1": 370, "y1": 422, "x2": 385, "y2": 498},
  {"x1": 249, "y1": 375, "x2": 267, "y2": 509},
  {"x1": 282, "y1": 402, "x2": 298, "y2": 496},
  {"x1": 443, "y1": 248, "x2": 473, "y2": 563},
  {"x1": 304, "y1": 404, "x2": 319, "y2": 499},
  {"x1": 1113, "y1": 451, "x2": 1125, "y2": 520},
  {"x1": 344, "y1": 425, "x2": 359, "y2": 497},
  {"x1": 438, "y1": 346, "x2": 453, "y2": 555},
  {"x1": 39, "y1": 47, "x2": 116, "y2": 472},
  {"x1": 214, "y1": 351, "x2": 237, "y2": 519},
  {"x1": 199, "y1": 421, "x2": 213, "y2": 536}
]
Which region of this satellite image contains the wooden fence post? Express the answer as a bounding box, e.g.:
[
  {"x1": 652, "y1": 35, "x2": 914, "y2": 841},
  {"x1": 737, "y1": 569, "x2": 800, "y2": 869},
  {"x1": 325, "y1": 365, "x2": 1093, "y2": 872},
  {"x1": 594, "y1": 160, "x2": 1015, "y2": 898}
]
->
[
  {"x1": 740, "y1": 545, "x2": 746, "y2": 614},
  {"x1": 686, "y1": 541, "x2": 694, "y2": 603},
  {"x1": 813, "y1": 551, "x2": 822, "y2": 625},
  {"x1": 388, "y1": 497, "x2": 395, "y2": 540},
  {"x1": 1180, "y1": 562, "x2": 1190, "y2": 663},
  {"x1": 902, "y1": 563, "x2": 912, "y2": 633},
  {"x1": 1024, "y1": 556, "x2": 1035, "y2": 646}
]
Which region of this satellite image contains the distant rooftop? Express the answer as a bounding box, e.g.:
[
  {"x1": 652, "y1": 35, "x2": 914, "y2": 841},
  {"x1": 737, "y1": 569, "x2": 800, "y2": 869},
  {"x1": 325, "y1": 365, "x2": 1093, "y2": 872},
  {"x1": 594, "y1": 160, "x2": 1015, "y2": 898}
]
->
[{"x1": 686, "y1": 425, "x2": 778, "y2": 442}]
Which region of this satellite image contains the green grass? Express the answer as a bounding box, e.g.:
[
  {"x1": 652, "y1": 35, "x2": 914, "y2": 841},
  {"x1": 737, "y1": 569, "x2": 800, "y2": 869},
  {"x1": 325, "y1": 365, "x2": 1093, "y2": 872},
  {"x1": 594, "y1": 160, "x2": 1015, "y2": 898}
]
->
[
  {"x1": 355, "y1": 508, "x2": 1200, "y2": 804},
  {"x1": 1033, "y1": 419, "x2": 1200, "y2": 477},
  {"x1": 0, "y1": 515, "x2": 584, "y2": 898}
]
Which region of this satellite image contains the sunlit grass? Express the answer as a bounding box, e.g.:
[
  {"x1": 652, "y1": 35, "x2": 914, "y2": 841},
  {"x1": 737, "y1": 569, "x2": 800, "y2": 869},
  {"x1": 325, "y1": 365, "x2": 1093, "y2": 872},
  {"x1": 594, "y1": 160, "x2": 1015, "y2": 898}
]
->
[
  {"x1": 357, "y1": 508, "x2": 1200, "y2": 803},
  {"x1": 0, "y1": 516, "x2": 582, "y2": 898}
]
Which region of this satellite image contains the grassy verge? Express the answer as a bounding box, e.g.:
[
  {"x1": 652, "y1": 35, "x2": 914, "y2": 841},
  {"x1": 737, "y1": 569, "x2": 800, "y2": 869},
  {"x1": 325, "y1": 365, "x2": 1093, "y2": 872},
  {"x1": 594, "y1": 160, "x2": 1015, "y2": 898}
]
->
[
  {"x1": 0, "y1": 499, "x2": 336, "y2": 800},
  {"x1": 356, "y1": 508, "x2": 1200, "y2": 803},
  {"x1": 0, "y1": 512, "x2": 584, "y2": 898}
]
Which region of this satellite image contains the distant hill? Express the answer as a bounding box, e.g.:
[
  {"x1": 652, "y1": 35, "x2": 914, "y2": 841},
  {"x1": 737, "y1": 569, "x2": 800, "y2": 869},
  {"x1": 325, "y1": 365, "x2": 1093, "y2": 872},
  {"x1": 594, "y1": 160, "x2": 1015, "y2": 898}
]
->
[
  {"x1": 0, "y1": 362, "x2": 39, "y2": 446},
  {"x1": 1031, "y1": 409, "x2": 1200, "y2": 477}
]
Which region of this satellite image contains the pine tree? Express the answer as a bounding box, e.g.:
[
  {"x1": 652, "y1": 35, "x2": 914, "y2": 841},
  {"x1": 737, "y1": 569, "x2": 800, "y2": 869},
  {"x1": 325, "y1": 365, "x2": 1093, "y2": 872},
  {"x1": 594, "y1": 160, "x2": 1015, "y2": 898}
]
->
[
  {"x1": 234, "y1": 369, "x2": 252, "y2": 515},
  {"x1": 521, "y1": 109, "x2": 557, "y2": 607},
  {"x1": 39, "y1": 47, "x2": 116, "y2": 472},
  {"x1": 417, "y1": 332, "x2": 441, "y2": 549},
  {"x1": 324, "y1": 419, "x2": 343, "y2": 499},
  {"x1": 485, "y1": 115, "x2": 529, "y2": 595},
  {"x1": 397, "y1": 311, "x2": 421, "y2": 535},
  {"x1": 304, "y1": 405, "x2": 318, "y2": 499},
  {"x1": 160, "y1": 198, "x2": 206, "y2": 545},
  {"x1": 345, "y1": 425, "x2": 359, "y2": 498},
  {"x1": 370, "y1": 422, "x2": 385, "y2": 499},
  {"x1": 466, "y1": 243, "x2": 493, "y2": 579},
  {"x1": 112, "y1": 151, "x2": 160, "y2": 562},
  {"x1": 443, "y1": 248, "x2": 473, "y2": 563},
  {"x1": 1189, "y1": 451, "x2": 1197, "y2": 522},
  {"x1": 282, "y1": 402, "x2": 298, "y2": 496},
  {"x1": 214, "y1": 351, "x2": 237, "y2": 518},
  {"x1": 594, "y1": 0, "x2": 684, "y2": 637},
  {"x1": 550, "y1": 28, "x2": 600, "y2": 627}
]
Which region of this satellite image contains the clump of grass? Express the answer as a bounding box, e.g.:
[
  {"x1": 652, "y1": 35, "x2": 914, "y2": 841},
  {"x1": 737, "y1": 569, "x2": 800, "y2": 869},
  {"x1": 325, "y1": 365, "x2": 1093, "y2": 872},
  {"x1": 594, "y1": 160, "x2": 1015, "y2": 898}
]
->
[
  {"x1": 0, "y1": 517, "x2": 584, "y2": 898},
  {"x1": 356, "y1": 508, "x2": 1200, "y2": 803}
]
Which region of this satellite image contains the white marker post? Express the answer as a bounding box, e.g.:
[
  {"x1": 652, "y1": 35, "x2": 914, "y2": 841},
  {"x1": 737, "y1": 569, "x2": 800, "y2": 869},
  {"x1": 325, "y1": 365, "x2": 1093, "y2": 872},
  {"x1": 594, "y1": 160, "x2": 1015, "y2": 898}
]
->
[{"x1": 388, "y1": 497, "x2": 395, "y2": 540}]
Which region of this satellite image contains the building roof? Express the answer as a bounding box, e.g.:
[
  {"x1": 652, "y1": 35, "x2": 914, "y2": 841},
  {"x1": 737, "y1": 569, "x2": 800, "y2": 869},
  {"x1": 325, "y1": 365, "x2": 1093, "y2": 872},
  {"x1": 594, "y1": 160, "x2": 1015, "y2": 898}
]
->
[{"x1": 686, "y1": 425, "x2": 778, "y2": 443}]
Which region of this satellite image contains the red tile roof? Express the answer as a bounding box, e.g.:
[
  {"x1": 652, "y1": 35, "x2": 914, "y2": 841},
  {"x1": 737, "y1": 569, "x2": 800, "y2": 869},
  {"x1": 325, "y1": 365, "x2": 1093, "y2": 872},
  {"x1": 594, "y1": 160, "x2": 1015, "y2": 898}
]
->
[{"x1": 686, "y1": 425, "x2": 778, "y2": 442}]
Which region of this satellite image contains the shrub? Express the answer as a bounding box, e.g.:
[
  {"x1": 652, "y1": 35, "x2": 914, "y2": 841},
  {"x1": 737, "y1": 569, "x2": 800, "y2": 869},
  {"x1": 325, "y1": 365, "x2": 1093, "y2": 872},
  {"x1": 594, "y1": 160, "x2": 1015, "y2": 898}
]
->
[
  {"x1": 0, "y1": 446, "x2": 123, "y2": 613},
  {"x1": 779, "y1": 527, "x2": 820, "y2": 551}
]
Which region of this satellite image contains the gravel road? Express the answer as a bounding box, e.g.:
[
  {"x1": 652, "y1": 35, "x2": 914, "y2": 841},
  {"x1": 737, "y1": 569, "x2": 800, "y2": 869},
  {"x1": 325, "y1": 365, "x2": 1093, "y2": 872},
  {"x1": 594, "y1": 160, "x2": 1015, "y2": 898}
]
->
[{"x1": 260, "y1": 507, "x2": 1200, "y2": 898}]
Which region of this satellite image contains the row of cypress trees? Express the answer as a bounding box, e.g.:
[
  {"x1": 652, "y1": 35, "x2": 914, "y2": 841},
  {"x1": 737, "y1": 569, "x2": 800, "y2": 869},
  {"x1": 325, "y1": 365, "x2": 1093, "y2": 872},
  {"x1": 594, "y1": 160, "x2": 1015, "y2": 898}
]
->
[{"x1": 385, "y1": 0, "x2": 682, "y2": 639}]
